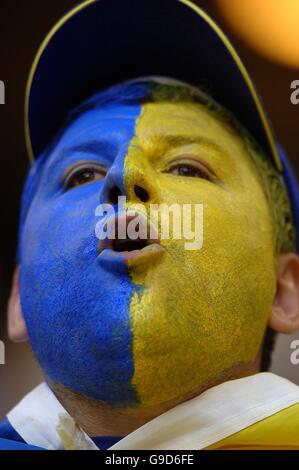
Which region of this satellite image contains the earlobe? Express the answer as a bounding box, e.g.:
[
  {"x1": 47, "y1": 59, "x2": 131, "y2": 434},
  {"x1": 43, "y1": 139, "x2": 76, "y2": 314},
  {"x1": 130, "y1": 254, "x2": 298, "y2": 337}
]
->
[
  {"x1": 7, "y1": 266, "x2": 29, "y2": 342},
  {"x1": 268, "y1": 253, "x2": 299, "y2": 334}
]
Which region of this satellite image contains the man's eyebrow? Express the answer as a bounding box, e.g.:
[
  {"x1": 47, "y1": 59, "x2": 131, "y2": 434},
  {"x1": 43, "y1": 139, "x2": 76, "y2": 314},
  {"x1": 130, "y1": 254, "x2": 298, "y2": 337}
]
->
[
  {"x1": 58, "y1": 139, "x2": 119, "y2": 160},
  {"x1": 142, "y1": 134, "x2": 227, "y2": 156}
]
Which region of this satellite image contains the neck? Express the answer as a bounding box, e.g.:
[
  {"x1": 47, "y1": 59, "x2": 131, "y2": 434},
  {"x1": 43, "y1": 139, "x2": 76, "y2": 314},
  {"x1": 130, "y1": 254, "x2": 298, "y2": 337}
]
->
[{"x1": 49, "y1": 359, "x2": 260, "y2": 437}]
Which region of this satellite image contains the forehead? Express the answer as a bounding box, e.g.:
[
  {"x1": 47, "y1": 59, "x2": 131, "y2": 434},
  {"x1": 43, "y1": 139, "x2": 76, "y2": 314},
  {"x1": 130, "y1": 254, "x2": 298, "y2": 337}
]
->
[
  {"x1": 55, "y1": 104, "x2": 142, "y2": 153},
  {"x1": 47, "y1": 99, "x2": 248, "y2": 168}
]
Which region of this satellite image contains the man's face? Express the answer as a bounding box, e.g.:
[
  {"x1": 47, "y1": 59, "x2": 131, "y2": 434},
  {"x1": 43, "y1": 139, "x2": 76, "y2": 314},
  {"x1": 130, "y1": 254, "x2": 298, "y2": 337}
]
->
[{"x1": 19, "y1": 96, "x2": 276, "y2": 408}]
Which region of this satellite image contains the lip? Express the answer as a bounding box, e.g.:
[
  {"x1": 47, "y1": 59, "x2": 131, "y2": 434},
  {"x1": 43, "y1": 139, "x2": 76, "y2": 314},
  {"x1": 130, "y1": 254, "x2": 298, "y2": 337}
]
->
[{"x1": 97, "y1": 212, "x2": 165, "y2": 267}]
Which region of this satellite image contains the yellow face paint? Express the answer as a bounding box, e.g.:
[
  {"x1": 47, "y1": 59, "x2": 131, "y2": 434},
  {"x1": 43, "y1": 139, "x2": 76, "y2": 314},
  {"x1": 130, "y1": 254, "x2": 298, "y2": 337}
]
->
[{"x1": 124, "y1": 101, "x2": 276, "y2": 408}]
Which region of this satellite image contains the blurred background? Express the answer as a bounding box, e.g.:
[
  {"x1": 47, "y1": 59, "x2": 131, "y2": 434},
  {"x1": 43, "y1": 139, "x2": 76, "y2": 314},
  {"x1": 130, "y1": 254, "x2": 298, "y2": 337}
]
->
[{"x1": 0, "y1": 0, "x2": 298, "y2": 419}]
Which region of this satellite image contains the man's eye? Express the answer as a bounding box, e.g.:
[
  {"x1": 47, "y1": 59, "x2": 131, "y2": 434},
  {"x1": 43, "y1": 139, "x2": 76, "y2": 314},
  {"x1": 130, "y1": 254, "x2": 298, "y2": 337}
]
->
[
  {"x1": 63, "y1": 164, "x2": 107, "y2": 190},
  {"x1": 166, "y1": 161, "x2": 213, "y2": 181}
]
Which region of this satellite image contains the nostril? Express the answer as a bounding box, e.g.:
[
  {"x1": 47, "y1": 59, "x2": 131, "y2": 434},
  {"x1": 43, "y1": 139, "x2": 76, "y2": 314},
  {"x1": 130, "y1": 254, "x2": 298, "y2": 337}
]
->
[
  {"x1": 108, "y1": 185, "x2": 122, "y2": 204},
  {"x1": 134, "y1": 185, "x2": 149, "y2": 203}
]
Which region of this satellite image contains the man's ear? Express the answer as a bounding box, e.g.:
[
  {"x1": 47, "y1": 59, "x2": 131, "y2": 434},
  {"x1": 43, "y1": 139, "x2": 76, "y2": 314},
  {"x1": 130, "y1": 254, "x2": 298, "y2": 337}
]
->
[
  {"x1": 7, "y1": 266, "x2": 28, "y2": 342},
  {"x1": 268, "y1": 253, "x2": 299, "y2": 334}
]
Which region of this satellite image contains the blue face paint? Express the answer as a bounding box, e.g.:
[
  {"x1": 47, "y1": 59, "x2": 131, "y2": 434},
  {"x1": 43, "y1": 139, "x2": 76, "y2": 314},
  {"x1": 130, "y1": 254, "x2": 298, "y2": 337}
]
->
[{"x1": 19, "y1": 98, "x2": 144, "y2": 406}]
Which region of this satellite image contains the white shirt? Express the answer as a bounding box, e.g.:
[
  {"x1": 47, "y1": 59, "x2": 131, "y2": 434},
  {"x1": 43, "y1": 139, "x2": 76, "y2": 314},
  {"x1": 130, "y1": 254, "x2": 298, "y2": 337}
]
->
[{"x1": 6, "y1": 373, "x2": 299, "y2": 450}]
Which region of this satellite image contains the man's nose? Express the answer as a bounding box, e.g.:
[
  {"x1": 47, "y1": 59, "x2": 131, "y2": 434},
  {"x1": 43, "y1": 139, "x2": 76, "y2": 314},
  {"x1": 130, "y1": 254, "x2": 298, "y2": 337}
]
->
[{"x1": 99, "y1": 154, "x2": 156, "y2": 205}]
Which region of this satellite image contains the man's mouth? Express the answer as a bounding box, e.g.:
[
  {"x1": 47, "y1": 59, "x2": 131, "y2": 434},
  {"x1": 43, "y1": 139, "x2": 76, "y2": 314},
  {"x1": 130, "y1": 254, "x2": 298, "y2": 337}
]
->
[
  {"x1": 97, "y1": 213, "x2": 165, "y2": 266},
  {"x1": 111, "y1": 237, "x2": 149, "y2": 253}
]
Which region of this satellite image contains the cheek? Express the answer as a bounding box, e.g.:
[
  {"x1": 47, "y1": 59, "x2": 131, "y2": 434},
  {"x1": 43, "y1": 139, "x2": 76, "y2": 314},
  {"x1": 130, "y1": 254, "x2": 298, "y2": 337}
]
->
[
  {"x1": 22, "y1": 188, "x2": 99, "y2": 266},
  {"x1": 212, "y1": 195, "x2": 276, "y2": 354},
  {"x1": 19, "y1": 188, "x2": 101, "y2": 334},
  {"x1": 191, "y1": 187, "x2": 276, "y2": 326}
]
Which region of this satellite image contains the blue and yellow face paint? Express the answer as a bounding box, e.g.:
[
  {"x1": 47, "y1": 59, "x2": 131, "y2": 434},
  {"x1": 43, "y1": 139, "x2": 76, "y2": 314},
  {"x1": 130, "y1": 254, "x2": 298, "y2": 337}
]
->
[{"x1": 19, "y1": 81, "x2": 277, "y2": 409}]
